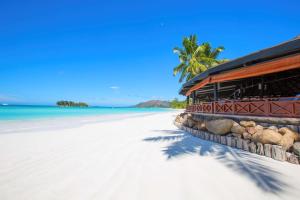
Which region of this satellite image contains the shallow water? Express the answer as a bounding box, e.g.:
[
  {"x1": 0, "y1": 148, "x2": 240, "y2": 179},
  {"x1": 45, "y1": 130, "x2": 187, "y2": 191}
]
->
[{"x1": 0, "y1": 105, "x2": 170, "y2": 121}]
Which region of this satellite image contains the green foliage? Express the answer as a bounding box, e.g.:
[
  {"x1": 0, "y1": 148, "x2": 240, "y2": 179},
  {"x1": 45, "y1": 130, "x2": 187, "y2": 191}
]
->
[
  {"x1": 56, "y1": 101, "x2": 88, "y2": 107},
  {"x1": 173, "y1": 34, "x2": 228, "y2": 83},
  {"x1": 170, "y1": 98, "x2": 187, "y2": 109}
]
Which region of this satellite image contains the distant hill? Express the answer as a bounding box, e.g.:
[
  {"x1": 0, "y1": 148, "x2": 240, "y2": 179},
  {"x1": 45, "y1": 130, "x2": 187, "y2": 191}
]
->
[{"x1": 135, "y1": 100, "x2": 170, "y2": 108}]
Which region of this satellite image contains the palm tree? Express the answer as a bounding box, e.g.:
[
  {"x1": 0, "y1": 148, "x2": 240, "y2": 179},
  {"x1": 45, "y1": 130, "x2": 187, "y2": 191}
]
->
[{"x1": 173, "y1": 34, "x2": 228, "y2": 83}]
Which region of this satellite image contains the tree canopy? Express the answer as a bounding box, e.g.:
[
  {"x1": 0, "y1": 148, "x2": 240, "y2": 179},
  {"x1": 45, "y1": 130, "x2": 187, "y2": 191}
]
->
[
  {"x1": 173, "y1": 34, "x2": 228, "y2": 83},
  {"x1": 169, "y1": 98, "x2": 187, "y2": 109}
]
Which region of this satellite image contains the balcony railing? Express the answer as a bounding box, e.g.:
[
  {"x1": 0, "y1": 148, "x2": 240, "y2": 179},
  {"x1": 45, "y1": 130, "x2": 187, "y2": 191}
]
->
[{"x1": 186, "y1": 97, "x2": 300, "y2": 118}]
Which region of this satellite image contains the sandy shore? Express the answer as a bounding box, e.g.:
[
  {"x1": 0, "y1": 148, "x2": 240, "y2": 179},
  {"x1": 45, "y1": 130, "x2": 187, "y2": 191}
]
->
[{"x1": 0, "y1": 111, "x2": 299, "y2": 200}]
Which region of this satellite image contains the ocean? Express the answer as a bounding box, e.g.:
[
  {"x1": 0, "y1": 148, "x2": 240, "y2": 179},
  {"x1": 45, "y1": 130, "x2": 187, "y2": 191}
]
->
[{"x1": 0, "y1": 105, "x2": 170, "y2": 121}]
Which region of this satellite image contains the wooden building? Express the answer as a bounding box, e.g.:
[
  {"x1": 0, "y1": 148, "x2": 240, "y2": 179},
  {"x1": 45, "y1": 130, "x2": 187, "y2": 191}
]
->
[{"x1": 180, "y1": 36, "x2": 300, "y2": 118}]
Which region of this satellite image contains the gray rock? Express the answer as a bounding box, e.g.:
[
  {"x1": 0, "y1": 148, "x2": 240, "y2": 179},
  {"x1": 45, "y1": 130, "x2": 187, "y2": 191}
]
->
[
  {"x1": 256, "y1": 143, "x2": 264, "y2": 156},
  {"x1": 242, "y1": 140, "x2": 250, "y2": 151},
  {"x1": 226, "y1": 136, "x2": 232, "y2": 147},
  {"x1": 286, "y1": 152, "x2": 299, "y2": 165},
  {"x1": 237, "y1": 138, "x2": 243, "y2": 149},
  {"x1": 271, "y1": 145, "x2": 286, "y2": 161},
  {"x1": 249, "y1": 142, "x2": 257, "y2": 153},
  {"x1": 209, "y1": 134, "x2": 214, "y2": 141},
  {"x1": 215, "y1": 135, "x2": 221, "y2": 143},
  {"x1": 205, "y1": 119, "x2": 234, "y2": 135},
  {"x1": 204, "y1": 132, "x2": 210, "y2": 140},
  {"x1": 231, "y1": 137, "x2": 237, "y2": 148},
  {"x1": 268, "y1": 126, "x2": 278, "y2": 132},
  {"x1": 221, "y1": 136, "x2": 227, "y2": 145},
  {"x1": 264, "y1": 144, "x2": 272, "y2": 158},
  {"x1": 293, "y1": 142, "x2": 300, "y2": 156}
]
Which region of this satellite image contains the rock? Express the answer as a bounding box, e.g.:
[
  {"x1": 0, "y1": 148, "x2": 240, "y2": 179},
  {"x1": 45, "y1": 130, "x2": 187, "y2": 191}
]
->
[
  {"x1": 204, "y1": 132, "x2": 210, "y2": 140},
  {"x1": 286, "y1": 152, "x2": 299, "y2": 165},
  {"x1": 187, "y1": 119, "x2": 196, "y2": 128},
  {"x1": 216, "y1": 135, "x2": 221, "y2": 143},
  {"x1": 231, "y1": 122, "x2": 245, "y2": 135},
  {"x1": 257, "y1": 129, "x2": 282, "y2": 145},
  {"x1": 246, "y1": 127, "x2": 257, "y2": 135},
  {"x1": 249, "y1": 142, "x2": 257, "y2": 153},
  {"x1": 251, "y1": 129, "x2": 264, "y2": 143},
  {"x1": 231, "y1": 133, "x2": 242, "y2": 138},
  {"x1": 209, "y1": 134, "x2": 214, "y2": 141},
  {"x1": 226, "y1": 136, "x2": 232, "y2": 147},
  {"x1": 271, "y1": 145, "x2": 286, "y2": 161},
  {"x1": 195, "y1": 122, "x2": 206, "y2": 130},
  {"x1": 256, "y1": 143, "x2": 264, "y2": 156},
  {"x1": 240, "y1": 120, "x2": 256, "y2": 127},
  {"x1": 205, "y1": 119, "x2": 234, "y2": 135},
  {"x1": 242, "y1": 132, "x2": 252, "y2": 140},
  {"x1": 237, "y1": 138, "x2": 243, "y2": 149},
  {"x1": 231, "y1": 137, "x2": 237, "y2": 148},
  {"x1": 293, "y1": 142, "x2": 300, "y2": 156},
  {"x1": 221, "y1": 136, "x2": 227, "y2": 145},
  {"x1": 242, "y1": 140, "x2": 250, "y2": 151},
  {"x1": 279, "y1": 128, "x2": 298, "y2": 150},
  {"x1": 264, "y1": 144, "x2": 272, "y2": 158},
  {"x1": 268, "y1": 126, "x2": 278, "y2": 132}
]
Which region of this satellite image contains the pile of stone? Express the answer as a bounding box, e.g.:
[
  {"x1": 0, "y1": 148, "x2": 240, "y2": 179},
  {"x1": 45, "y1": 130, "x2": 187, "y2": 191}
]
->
[{"x1": 174, "y1": 113, "x2": 300, "y2": 165}]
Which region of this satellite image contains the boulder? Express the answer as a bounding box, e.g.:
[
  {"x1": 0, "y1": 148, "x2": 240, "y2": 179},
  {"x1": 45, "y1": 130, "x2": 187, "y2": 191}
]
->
[
  {"x1": 187, "y1": 119, "x2": 196, "y2": 128},
  {"x1": 268, "y1": 126, "x2": 279, "y2": 132},
  {"x1": 246, "y1": 127, "x2": 257, "y2": 135},
  {"x1": 242, "y1": 132, "x2": 252, "y2": 140},
  {"x1": 205, "y1": 119, "x2": 234, "y2": 135},
  {"x1": 240, "y1": 120, "x2": 256, "y2": 127},
  {"x1": 279, "y1": 127, "x2": 298, "y2": 150},
  {"x1": 231, "y1": 122, "x2": 245, "y2": 135},
  {"x1": 293, "y1": 142, "x2": 300, "y2": 156},
  {"x1": 256, "y1": 129, "x2": 282, "y2": 145},
  {"x1": 195, "y1": 121, "x2": 206, "y2": 130}
]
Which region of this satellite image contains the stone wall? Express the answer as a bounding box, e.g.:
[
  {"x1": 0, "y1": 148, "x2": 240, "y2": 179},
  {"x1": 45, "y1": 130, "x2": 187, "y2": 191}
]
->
[
  {"x1": 192, "y1": 113, "x2": 300, "y2": 133},
  {"x1": 174, "y1": 112, "x2": 300, "y2": 165},
  {"x1": 174, "y1": 122, "x2": 300, "y2": 165}
]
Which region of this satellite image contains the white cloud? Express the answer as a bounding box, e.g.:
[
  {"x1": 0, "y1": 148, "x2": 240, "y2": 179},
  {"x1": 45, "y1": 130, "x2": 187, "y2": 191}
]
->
[{"x1": 110, "y1": 86, "x2": 120, "y2": 90}]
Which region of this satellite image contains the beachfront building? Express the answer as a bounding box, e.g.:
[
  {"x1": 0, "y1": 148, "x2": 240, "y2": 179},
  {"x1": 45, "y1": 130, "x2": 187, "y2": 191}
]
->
[{"x1": 180, "y1": 36, "x2": 300, "y2": 120}]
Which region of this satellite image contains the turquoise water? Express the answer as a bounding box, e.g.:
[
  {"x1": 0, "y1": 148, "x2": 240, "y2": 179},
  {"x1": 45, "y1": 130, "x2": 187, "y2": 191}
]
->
[{"x1": 0, "y1": 105, "x2": 170, "y2": 121}]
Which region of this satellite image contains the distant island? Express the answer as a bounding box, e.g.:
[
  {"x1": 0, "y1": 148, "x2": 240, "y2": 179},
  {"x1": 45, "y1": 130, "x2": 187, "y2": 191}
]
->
[
  {"x1": 56, "y1": 101, "x2": 88, "y2": 107},
  {"x1": 135, "y1": 99, "x2": 186, "y2": 109}
]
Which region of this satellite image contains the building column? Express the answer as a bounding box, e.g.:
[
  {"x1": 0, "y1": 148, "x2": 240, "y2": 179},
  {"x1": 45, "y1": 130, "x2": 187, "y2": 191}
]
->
[{"x1": 214, "y1": 83, "x2": 219, "y2": 101}]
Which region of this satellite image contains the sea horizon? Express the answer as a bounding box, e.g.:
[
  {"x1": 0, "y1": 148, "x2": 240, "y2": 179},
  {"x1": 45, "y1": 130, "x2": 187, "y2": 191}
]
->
[{"x1": 0, "y1": 105, "x2": 172, "y2": 121}]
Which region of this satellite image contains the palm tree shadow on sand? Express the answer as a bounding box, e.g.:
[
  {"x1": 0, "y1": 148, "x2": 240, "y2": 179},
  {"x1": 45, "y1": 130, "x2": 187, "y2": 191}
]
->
[{"x1": 143, "y1": 129, "x2": 290, "y2": 195}]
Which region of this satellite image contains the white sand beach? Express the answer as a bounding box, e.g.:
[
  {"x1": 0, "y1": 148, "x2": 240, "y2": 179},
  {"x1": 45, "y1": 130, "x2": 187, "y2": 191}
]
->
[{"x1": 0, "y1": 111, "x2": 300, "y2": 200}]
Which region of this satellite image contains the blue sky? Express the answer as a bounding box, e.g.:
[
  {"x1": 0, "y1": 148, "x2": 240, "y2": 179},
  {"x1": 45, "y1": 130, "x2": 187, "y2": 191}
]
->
[{"x1": 0, "y1": 0, "x2": 299, "y2": 106}]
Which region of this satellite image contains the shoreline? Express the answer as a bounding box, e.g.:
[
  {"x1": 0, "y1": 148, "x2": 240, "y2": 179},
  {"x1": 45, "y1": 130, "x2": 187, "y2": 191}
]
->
[{"x1": 0, "y1": 111, "x2": 179, "y2": 134}]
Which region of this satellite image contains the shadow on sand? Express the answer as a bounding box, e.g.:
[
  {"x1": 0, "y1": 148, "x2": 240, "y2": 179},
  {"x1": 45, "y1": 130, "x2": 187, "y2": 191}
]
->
[{"x1": 143, "y1": 129, "x2": 289, "y2": 195}]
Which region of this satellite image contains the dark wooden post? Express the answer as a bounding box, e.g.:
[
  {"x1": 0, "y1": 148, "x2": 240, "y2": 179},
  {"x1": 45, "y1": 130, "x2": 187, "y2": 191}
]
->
[{"x1": 213, "y1": 83, "x2": 219, "y2": 101}]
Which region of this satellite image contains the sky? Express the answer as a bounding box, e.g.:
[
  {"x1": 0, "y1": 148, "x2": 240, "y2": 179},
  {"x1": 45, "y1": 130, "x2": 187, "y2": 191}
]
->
[{"x1": 0, "y1": 0, "x2": 299, "y2": 106}]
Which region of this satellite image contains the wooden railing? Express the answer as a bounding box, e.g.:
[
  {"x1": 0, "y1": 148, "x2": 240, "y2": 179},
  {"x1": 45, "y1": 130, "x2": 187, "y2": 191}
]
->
[{"x1": 186, "y1": 97, "x2": 300, "y2": 118}]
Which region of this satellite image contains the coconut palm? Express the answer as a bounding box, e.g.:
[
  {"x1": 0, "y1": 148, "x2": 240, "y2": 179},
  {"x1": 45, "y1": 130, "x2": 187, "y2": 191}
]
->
[{"x1": 173, "y1": 35, "x2": 228, "y2": 83}]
